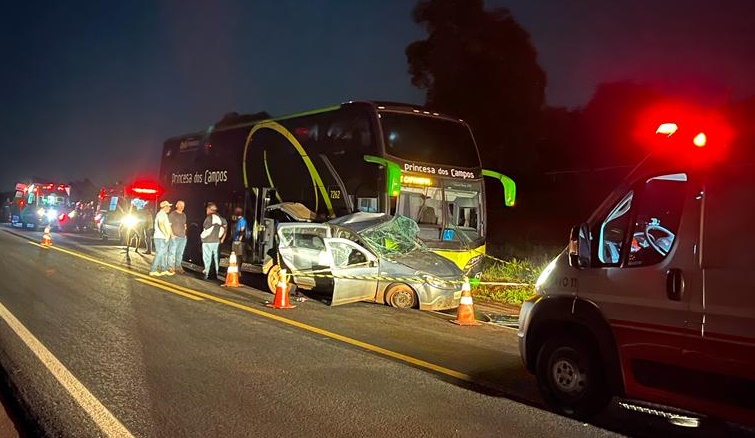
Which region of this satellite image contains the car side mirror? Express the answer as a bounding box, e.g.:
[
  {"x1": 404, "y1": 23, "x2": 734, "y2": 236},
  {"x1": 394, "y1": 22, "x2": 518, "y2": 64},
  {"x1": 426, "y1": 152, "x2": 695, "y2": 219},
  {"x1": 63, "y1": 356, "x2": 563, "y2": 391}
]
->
[
  {"x1": 369, "y1": 259, "x2": 377, "y2": 268},
  {"x1": 568, "y1": 223, "x2": 591, "y2": 269}
]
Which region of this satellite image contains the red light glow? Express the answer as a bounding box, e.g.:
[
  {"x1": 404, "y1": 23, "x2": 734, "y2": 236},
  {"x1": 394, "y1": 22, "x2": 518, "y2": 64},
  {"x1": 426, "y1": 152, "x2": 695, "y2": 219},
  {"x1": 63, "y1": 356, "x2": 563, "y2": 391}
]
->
[
  {"x1": 131, "y1": 188, "x2": 158, "y2": 194},
  {"x1": 125, "y1": 180, "x2": 163, "y2": 199},
  {"x1": 656, "y1": 123, "x2": 678, "y2": 136},
  {"x1": 634, "y1": 101, "x2": 734, "y2": 166},
  {"x1": 693, "y1": 133, "x2": 707, "y2": 147}
]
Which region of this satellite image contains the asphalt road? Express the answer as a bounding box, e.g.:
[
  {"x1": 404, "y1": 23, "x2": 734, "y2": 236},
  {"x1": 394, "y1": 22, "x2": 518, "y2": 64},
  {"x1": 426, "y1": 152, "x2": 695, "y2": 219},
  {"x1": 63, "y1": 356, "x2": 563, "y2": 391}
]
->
[{"x1": 0, "y1": 226, "x2": 750, "y2": 437}]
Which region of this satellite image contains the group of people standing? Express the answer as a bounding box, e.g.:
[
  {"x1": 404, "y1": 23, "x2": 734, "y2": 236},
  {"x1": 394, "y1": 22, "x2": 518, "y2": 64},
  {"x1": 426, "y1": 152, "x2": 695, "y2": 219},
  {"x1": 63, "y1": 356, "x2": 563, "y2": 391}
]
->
[
  {"x1": 148, "y1": 200, "x2": 247, "y2": 281},
  {"x1": 148, "y1": 200, "x2": 188, "y2": 277}
]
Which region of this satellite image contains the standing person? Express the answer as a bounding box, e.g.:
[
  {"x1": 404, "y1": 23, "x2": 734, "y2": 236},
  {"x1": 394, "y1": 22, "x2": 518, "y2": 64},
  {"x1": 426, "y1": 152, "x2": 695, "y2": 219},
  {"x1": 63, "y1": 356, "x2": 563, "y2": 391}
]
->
[
  {"x1": 149, "y1": 200, "x2": 174, "y2": 276},
  {"x1": 232, "y1": 207, "x2": 247, "y2": 264},
  {"x1": 201, "y1": 202, "x2": 227, "y2": 280},
  {"x1": 168, "y1": 200, "x2": 188, "y2": 274},
  {"x1": 139, "y1": 206, "x2": 154, "y2": 255}
]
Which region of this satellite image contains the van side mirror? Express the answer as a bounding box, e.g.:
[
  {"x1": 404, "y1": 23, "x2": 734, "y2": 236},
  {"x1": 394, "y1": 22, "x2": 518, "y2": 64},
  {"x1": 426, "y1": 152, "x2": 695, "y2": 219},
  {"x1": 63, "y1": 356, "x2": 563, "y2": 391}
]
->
[{"x1": 568, "y1": 223, "x2": 591, "y2": 269}]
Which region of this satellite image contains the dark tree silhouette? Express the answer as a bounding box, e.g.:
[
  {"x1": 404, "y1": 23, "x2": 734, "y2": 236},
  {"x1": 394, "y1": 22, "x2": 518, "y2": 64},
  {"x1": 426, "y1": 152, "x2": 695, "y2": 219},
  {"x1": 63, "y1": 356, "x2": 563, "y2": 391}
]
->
[{"x1": 406, "y1": 0, "x2": 546, "y2": 174}]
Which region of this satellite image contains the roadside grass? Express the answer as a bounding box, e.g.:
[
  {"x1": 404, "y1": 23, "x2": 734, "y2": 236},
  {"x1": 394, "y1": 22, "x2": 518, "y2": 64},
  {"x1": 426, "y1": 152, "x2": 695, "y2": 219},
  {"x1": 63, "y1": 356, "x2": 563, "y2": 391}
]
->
[{"x1": 472, "y1": 243, "x2": 563, "y2": 306}]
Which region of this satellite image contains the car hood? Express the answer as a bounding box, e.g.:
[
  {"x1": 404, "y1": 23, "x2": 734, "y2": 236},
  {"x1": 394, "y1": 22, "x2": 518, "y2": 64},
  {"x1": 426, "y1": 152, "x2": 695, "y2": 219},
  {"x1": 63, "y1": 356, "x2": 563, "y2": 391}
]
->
[{"x1": 389, "y1": 250, "x2": 462, "y2": 278}]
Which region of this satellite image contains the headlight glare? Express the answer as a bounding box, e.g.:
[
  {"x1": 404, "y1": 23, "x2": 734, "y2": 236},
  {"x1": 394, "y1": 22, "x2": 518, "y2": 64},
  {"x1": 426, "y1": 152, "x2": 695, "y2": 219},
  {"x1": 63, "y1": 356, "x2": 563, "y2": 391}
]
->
[{"x1": 122, "y1": 214, "x2": 140, "y2": 229}]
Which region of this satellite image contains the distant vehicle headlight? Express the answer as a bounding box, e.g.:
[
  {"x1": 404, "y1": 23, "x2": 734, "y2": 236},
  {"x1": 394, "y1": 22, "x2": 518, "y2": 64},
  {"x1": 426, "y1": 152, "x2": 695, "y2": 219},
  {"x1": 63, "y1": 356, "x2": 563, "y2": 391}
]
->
[
  {"x1": 46, "y1": 209, "x2": 58, "y2": 221},
  {"x1": 122, "y1": 214, "x2": 140, "y2": 229},
  {"x1": 422, "y1": 274, "x2": 452, "y2": 289}
]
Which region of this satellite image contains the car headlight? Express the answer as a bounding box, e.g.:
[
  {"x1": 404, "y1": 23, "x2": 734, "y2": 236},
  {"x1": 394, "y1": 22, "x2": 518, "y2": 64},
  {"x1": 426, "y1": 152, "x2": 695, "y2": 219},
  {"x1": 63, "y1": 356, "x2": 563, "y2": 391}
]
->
[
  {"x1": 46, "y1": 209, "x2": 58, "y2": 221},
  {"x1": 122, "y1": 214, "x2": 140, "y2": 229},
  {"x1": 422, "y1": 274, "x2": 452, "y2": 289}
]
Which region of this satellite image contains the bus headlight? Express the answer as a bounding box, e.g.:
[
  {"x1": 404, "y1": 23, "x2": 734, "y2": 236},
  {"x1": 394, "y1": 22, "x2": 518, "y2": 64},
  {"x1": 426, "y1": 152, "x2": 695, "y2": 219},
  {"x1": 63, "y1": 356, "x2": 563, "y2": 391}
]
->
[
  {"x1": 37, "y1": 208, "x2": 46, "y2": 217},
  {"x1": 122, "y1": 214, "x2": 140, "y2": 229},
  {"x1": 46, "y1": 209, "x2": 58, "y2": 221}
]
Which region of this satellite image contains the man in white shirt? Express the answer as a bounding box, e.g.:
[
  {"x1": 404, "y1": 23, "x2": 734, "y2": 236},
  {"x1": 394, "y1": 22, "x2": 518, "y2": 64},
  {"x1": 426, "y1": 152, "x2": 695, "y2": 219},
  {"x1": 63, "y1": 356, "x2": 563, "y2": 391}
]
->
[
  {"x1": 149, "y1": 200, "x2": 174, "y2": 276},
  {"x1": 200, "y1": 202, "x2": 227, "y2": 280}
]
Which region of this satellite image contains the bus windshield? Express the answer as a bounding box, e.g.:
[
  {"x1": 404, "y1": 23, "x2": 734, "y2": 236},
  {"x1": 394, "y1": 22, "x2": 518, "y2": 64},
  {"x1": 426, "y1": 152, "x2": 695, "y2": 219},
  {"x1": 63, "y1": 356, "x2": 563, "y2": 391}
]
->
[
  {"x1": 379, "y1": 112, "x2": 480, "y2": 168},
  {"x1": 396, "y1": 179, "x2": 482, "y2": 244}
]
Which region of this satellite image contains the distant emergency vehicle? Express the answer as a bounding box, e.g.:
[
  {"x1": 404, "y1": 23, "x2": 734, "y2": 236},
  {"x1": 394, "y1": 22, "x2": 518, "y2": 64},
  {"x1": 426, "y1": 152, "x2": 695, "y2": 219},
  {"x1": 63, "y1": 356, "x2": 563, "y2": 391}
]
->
[
  {"x1": 518, "y1": 103, "x2": 754, "y2": 427},
  {"x1": 10, "y1": 182, "x2": 72, "y2": 230},
  {"x1": 95, "y1": 181, "x2": 162, "y2": 250}
]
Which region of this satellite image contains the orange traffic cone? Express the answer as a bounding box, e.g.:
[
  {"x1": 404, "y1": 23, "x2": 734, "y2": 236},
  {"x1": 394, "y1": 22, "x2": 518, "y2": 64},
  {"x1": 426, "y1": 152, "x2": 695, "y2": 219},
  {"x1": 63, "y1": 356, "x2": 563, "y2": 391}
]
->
[
  {"x1": 267, "y1": 268, "x2": 296, "y2": 309},
  {"x1": 222, "y1": 251, "x2": 241, "y2": 288},
  {"x1": 41, "y1": 226, "x2": 52, "y2": 247},
  {"x1": 451, "y1": 277, "x2": 480, "y2": 326}
]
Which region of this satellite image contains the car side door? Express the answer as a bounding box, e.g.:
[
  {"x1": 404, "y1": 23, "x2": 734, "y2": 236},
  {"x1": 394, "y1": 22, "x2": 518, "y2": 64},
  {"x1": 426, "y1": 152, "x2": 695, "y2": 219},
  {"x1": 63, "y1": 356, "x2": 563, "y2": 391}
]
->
[
  {"x1": 323, "y1": 237, "x2": 379, "y2": 306},
  {"x1": 276, "y1": 224, "x2": 331, "y2": 289}
]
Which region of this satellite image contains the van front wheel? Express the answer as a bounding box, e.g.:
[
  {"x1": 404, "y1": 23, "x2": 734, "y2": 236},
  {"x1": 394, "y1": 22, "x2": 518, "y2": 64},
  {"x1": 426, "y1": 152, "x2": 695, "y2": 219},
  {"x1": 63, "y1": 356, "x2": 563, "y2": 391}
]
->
[{"x1": 535, "y1": 334, "x2": 611, "y2": 420}]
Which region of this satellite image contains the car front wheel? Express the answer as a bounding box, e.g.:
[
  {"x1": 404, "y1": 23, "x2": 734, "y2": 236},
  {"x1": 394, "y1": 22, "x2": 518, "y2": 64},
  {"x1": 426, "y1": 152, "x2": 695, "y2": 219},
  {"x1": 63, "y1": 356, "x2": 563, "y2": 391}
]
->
[
  {"x1": 535, "y1": 334, "x2": 611, "y2": 420},
  {"x1": 385, "y1": 283, "x2": 418, "y2": 309}
]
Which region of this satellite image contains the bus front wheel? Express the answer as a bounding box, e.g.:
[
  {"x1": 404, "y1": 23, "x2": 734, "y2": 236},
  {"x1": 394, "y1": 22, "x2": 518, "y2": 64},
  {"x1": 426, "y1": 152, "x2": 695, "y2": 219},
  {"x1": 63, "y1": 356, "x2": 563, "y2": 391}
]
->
[{"x1": 266, "y1": 264, "x2": 282, "y2": 294}]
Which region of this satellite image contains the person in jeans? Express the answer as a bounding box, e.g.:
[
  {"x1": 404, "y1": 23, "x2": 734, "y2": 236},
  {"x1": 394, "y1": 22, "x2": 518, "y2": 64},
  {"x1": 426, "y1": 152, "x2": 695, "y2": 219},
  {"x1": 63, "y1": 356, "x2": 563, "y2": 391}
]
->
[
  {"x1": 168, "y1": 200, "x2": 187, "y2": 274},
  {"x1": 232, "y1": 207, "x2": 247, "y2": 264},
  {"x1": 201, "y1": 202, "x2": 227, "y2": 280},
  {"x1": 149, "y1": 200, "x2": 174, "y2": 276}
]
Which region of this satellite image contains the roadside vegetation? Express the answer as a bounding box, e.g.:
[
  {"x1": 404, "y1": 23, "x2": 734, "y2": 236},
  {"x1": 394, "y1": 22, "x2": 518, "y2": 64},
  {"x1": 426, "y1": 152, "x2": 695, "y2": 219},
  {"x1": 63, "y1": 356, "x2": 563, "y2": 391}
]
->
[{"x1": 472, "y1": 244, "x2": 563, "y2": 306}]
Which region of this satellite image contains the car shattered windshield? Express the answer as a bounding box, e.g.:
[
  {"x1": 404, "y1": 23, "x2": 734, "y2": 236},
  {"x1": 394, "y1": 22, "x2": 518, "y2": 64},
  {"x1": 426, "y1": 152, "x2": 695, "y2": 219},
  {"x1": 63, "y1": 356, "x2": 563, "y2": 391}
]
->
[{"x1": 358, "y1": 215, "x2": 427, "y2": 257}]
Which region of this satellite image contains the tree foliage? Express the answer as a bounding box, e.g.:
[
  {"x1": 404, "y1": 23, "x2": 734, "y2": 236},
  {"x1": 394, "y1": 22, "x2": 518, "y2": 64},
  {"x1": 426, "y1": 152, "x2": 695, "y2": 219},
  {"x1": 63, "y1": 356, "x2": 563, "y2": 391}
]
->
[{"x1": 406, "y1": 0, "x2": 546, "y2": 174}]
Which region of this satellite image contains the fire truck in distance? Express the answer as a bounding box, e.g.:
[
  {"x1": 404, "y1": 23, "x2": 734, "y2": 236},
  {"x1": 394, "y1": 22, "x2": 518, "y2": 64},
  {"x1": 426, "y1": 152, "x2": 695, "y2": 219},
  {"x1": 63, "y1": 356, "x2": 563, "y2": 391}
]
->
[{"x1": 10, "y1": 182, "x2": 72, "y2": 230}]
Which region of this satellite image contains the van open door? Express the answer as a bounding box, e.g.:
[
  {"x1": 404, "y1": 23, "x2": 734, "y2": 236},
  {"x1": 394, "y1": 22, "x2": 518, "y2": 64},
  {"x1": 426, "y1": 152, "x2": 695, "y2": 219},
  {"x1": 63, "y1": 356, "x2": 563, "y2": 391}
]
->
[{"x1": 323, "y1": 237, "x2": 379, "y2": 306}]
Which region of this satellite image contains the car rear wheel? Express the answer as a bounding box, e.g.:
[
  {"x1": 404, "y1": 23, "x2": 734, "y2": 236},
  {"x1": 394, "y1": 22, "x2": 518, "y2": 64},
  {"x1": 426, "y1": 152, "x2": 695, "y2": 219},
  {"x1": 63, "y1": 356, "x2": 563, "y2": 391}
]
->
[
  {"x1": 535, "y1": 334, "x2": 611, "y2": 420},
  {"x1": 385, "y1": 283, "x2": 417, "y2": 309}
]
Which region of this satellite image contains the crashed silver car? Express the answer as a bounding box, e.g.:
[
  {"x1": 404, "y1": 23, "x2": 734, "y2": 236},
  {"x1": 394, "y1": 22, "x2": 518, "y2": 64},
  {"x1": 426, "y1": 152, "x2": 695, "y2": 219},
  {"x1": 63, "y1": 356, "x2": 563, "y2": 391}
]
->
[{"x1": 276, "y1": 213, "x2": 464, "y2": 310}]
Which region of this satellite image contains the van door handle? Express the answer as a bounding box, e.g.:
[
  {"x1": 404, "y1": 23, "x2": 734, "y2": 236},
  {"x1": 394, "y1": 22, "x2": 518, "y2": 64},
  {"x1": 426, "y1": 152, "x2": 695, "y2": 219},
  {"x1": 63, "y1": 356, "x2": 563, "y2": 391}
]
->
[{"x1": 666, "y1": 268, "x2": 684, "y2": 301}]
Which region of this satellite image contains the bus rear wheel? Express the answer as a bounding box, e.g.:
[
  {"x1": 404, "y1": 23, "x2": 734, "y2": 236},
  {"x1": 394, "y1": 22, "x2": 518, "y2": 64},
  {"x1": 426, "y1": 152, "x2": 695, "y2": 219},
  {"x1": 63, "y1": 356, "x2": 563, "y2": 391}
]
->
[
  {"x1": 267, "y1": 264, "x2": 282, "y2": 294},
  {"x1": 535, "y1": 334, "x2": 611, "y2": 420}
]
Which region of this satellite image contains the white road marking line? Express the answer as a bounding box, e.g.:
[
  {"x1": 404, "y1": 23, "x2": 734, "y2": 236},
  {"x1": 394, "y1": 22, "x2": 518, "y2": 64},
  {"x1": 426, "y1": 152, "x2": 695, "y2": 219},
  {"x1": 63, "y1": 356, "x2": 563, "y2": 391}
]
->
[{"x1": 0, "y1": 300, "x2": 134, "y2": 438}]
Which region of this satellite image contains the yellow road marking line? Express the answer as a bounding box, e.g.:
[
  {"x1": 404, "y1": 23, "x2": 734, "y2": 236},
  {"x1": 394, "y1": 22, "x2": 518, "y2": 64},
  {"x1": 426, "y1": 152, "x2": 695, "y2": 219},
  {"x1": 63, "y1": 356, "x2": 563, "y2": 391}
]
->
[
  {"x1": 28, "y1": 241, "x2": 477, "y2": 384},
  {"x1": 132, "y1": 278, "x2": 477, "y2": 383},
  {"x1": 134, "y1": 278, "x2": 204, "y2": 301},
  {"x1": 0, "y1": 300, "x2": 134, "y2": 437}
]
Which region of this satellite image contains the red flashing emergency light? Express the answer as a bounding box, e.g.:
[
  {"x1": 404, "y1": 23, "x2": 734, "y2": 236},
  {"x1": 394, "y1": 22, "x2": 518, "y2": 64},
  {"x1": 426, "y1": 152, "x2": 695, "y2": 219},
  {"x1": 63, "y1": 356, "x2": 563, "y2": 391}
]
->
[
  {"x1": 131, "y1": 187, "x2": 158, "y2": 195},
  {"x1": 635, "y1": 101, "x2": 734, "y2": 166},
  {"x1": 125, "y1": 180, "x2": 163, "y2": 199}
]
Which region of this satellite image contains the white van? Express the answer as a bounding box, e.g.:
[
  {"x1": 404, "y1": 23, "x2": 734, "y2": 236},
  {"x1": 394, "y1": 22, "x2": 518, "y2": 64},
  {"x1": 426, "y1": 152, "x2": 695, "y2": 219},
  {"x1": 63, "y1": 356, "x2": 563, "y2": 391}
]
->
[{"x1": 518, "y1": 118, "x2": 755, "y2": 427}]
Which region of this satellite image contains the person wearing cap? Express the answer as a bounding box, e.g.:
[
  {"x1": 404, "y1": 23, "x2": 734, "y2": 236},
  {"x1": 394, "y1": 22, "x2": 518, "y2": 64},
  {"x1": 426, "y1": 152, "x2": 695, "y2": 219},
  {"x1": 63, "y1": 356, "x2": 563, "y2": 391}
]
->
[
  {"x1": 149, "y1": 200, "x2": 174, "y2": 276},
  {"x1": 200, "y1": 202, "x2": 227, "y2": 280}
]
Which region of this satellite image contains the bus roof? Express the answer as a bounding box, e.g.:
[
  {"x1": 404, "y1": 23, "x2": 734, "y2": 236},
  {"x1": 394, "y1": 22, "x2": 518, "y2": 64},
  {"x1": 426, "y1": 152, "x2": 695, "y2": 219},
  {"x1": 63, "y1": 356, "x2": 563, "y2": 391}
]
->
[{"x1": 163, "y1": 100, "x2": 467, "y2": 142}]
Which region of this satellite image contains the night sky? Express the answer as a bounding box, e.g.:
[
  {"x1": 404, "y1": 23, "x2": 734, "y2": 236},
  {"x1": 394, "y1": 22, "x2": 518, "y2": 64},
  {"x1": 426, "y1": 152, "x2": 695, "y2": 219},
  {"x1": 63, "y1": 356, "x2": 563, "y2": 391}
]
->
[{"x1": 1, "y1": 0, "x2": 753, "y2": 191}]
